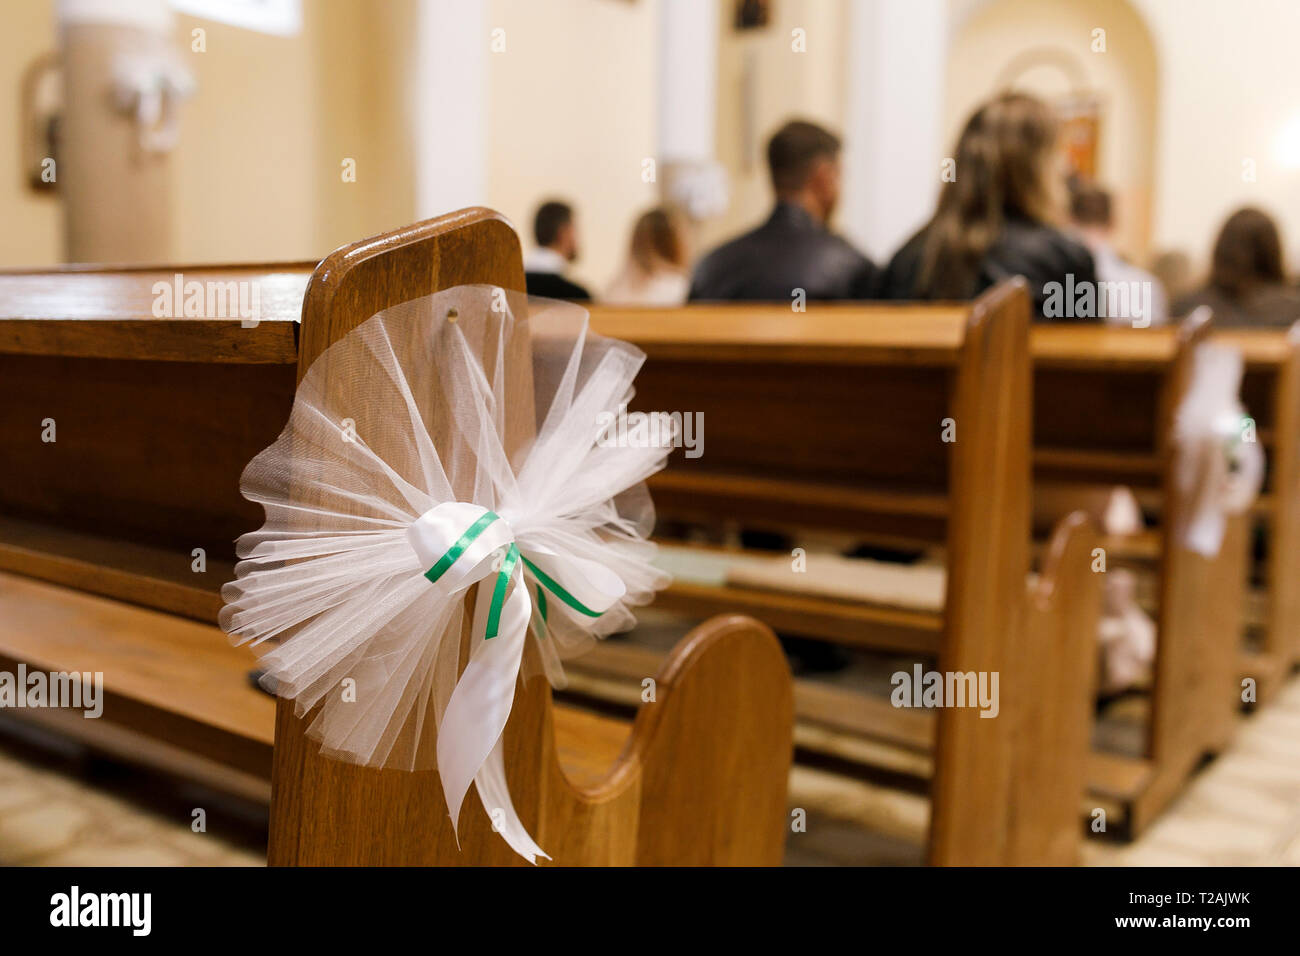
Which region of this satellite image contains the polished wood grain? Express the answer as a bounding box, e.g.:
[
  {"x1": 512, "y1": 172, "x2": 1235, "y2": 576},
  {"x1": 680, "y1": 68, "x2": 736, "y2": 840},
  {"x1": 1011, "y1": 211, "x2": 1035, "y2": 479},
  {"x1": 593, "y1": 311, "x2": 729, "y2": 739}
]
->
[
  {"x1": 0, "y1": 353, "x2": 296, "y2": 578},
  {"x1": 1007, "y1": 512, "x2": 1102, "y2": 865},
  {"x1": 584, "y1": 292, "x2": 1272, "y2": 855},
  {"x1": 588, "y1": 302, "x2": 968, "y2": 365},
  {"x1": 0, "y1": 570, "x2": 274, "y2": 778},
  {"x1": 927, "y1": 279, "x2": 1032, "y2": 865},
  {"x1": 1116, "y1": 313, "x2": 1248, "y2": 833},
  {"x1": 0, "y1": 515, "x2": 231, "y2": 622},
  {"x1": 0, "y1": 265, "x2": 311, "y2": 363},
  {"x1": 1016, "y1": 311, "x2": 1256, "y2": 833}
]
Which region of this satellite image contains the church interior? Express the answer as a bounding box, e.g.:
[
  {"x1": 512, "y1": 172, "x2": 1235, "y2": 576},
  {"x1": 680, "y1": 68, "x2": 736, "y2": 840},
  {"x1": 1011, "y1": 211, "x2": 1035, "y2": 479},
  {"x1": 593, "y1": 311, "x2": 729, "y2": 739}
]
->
[{"x1": 0, "y1": 0, "x2": 1298, "y2": 875}]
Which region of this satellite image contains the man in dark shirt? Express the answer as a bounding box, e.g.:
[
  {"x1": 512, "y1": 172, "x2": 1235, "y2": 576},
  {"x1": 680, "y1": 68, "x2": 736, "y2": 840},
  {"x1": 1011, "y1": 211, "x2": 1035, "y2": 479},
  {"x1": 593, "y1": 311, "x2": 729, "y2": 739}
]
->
[
  {"x1": 524, "y1": 200, "x2": 591, "y2": 301},
  {"x1": 689, "y1": 119, "x2": 877, "y2": 301}
]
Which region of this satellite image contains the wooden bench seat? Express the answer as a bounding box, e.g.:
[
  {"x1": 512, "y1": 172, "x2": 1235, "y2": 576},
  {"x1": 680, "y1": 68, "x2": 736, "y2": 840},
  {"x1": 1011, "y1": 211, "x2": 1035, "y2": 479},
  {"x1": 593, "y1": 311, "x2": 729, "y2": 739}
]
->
[
  {"x1": 652, "y1": 543, "x2": 945, "y2": 652},
  {"x1": 0, "y1": 569, "x2": 274, "y2": 785},
  {"x1": 0, "y1": 565, "x2": 645, "y2": 811}
]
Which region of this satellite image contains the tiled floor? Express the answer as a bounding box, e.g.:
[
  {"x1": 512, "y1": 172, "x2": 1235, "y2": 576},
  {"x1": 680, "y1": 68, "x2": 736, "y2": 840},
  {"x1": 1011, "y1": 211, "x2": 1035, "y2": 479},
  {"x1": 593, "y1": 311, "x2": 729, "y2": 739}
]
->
[
  {"x1": 1080, "y1": 677, "x2": 1300, "y2": 866},
  {"x1": 0, "y1": 726, "x2": 264, "y2": 866},
  {"x1": 0, "y1": 675, "x2": 1297, "y2": 866},
  {"x1": 782, "y1": 675, "x2": 1300, "y2": 865}
]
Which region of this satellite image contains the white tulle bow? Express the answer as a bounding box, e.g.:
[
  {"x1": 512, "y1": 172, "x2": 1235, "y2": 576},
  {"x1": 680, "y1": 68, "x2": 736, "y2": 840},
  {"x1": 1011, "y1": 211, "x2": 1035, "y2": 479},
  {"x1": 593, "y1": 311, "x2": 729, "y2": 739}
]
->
[
  {"x1": 406, "y1": 501, "x2": 625, "y2": 862},
  {"x1": 219, "y1": 286, "x2": 672, "y2": 864},
  {"x1": 1172, "y1": 342, "x2": 1264, "y2": 556}
]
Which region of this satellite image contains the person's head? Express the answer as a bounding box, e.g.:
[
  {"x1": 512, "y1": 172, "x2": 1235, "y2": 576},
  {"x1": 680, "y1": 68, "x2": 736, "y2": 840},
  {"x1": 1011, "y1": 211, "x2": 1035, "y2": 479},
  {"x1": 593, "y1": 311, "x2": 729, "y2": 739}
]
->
[
  {"x1": 1069, "y1": 178, "x2": 1114, "y2": 246},
  {"x1": 1210, "y1": 206, "x2": 1286, "y2": 298},
  {"x1": 918, "y1": 92, "x2": 1065, "y2": 297},
  {"x1": 766, "y1": 119, "x2": 843, "y2": 222},
  {"x1": 534, "y1": 200, "x2": 579, "y2": 261},
  {"x1": 627, "y1": 206, "x2": 688, "y2": 275},
  {"x1": 1152, "y1": 249, "x2": 1194, "y2": 303}
]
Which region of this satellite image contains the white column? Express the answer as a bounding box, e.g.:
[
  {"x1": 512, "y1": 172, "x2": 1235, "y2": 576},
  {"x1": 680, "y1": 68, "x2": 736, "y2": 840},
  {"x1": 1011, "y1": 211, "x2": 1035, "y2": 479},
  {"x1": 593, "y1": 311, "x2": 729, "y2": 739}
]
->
[
  {"x1": 840, "y1": 0, "x2": 948, "y2": 262},
  {"x1": 655, "y1": 0, "x2": 726, "y2": 220},
  {"x1": 656, "y1": 0, "x2": 718, "y2": 163},
  {"x1": 412, "y1": 0, "x2": 488, "y2": 219}
]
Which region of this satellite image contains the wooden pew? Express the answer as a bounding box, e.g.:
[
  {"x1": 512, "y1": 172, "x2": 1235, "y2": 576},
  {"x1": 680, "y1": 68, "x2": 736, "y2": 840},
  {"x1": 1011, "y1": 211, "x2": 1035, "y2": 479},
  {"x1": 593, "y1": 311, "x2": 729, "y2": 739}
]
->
[
  {"x1": 0, "y1": 209, "x2": 794, "y2": 865},
  {"x1": 1033, "y1": 315, "x2": 1253, "y2": 833},
  {"x1": 0, "y1": 262, "x2": 307, "y2": 798},
  {"x1": 586, "y1": 301, "x2": 1261, "y2": 839},
  {"x1": 1219, "y1": 324, "x2": 1300, "y2": 690},
  {"x1": 590, "y1": 282, "x2": 1104, "y2": 865}
]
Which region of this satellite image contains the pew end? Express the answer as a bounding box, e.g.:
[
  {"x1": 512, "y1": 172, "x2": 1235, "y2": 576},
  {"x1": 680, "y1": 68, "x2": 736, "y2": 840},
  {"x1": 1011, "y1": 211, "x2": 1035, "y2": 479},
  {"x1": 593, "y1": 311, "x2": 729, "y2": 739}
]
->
[
  {"x1": 266, "y1": 208, "x2": 795, "y2": 865},
  {"x1": 547, "y1": 613, "x2": 793, "y2": 866},
  {"x1": 1008, "y1": 510, "x2": 1103, "y2": 865}
]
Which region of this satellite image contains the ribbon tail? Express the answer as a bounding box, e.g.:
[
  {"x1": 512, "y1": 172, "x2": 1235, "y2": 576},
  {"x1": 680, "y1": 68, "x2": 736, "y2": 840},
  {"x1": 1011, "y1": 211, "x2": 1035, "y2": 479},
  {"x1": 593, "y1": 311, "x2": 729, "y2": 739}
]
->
[
  {"x1": 435, "y1": 568, "x2": 536, "y2": 849},
  {"x1": 474, "y1": 738, "x2": 550, "y2": 864}
]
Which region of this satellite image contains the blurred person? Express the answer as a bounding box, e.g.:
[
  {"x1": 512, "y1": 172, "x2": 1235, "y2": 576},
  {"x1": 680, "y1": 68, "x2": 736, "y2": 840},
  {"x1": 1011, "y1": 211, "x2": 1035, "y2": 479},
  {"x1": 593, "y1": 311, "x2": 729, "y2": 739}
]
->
[
  {"x1": 1174, "y1": 207, "x2": 1300, "y2": 327},
  {"x1": 603, "y1": 206, "x2": 690, "y2": 306},
  {"x1": 1069, "y1": 179, "x2": 1168, "y2": 326},
  {"x1": 525, "y1": 200, "x2": 591, "y2": 301},
  {"x1": 878, "y1": 92, "x2": 1097, "y2": 319},
  {"x1": 689, "y1": 119, "x2": 877, "y2": 301},
  {"x1": 1151, "y1": 249, "x2": 1195, "y2": 305},
  {"x1": 689, "y1": 124, "x2": 873, "y2": 674}
]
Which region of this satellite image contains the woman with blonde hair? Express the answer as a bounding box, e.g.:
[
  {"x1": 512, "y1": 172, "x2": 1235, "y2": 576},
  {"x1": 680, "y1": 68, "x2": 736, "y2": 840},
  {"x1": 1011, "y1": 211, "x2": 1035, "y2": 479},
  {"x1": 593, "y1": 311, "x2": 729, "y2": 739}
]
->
[
  {"x1": 878, "y1": 91, "x2": 1096, "y2": 318},
  {"x1": 603, "y1": 206, "x2": 690, "y2": 306}
]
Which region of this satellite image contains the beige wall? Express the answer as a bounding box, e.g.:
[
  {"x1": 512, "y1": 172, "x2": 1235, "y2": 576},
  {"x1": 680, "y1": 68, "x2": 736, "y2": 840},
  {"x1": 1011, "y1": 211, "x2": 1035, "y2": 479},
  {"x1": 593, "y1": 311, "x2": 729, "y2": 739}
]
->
[
  {"x1": 0, "y1": 0, "x2": 415, "y2": 268},
  {"x1": 173, "y1": 0, "x2": 415, "y2": 264},
  {"x1": 1131, "y1": 0, "x2": 1300, "y2": 274},
  {"x1": 170, "y1": 12, "x2": 317, "y2": 262},
  {"x1": 484, "y1": 0, "x2": 659, "y2": 293},
  {"x1": 946, "y1": 0, "x2": 1158, "y2": 263},
  {"x1": 9, "y1": 0, "x2": 1299, "y2": 280}
]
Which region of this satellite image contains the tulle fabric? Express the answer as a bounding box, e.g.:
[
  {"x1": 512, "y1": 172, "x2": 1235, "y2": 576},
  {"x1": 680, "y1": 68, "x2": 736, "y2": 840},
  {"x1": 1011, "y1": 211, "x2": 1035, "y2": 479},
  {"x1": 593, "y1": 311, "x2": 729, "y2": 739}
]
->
[
  {"x1": 1171, "y1": 342, "x2": 1263, "y2": 556},
  {"x1": 219, "y1": 286, "x2": 671, "y2": 857}
]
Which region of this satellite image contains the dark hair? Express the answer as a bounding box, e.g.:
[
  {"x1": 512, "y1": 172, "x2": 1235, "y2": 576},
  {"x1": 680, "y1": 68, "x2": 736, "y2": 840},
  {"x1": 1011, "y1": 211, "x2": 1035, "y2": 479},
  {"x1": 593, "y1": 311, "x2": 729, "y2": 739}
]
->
[
  {"x1": 1069, "y1": 179, "x2": 1112, "y2": 227},
  {"x1": 628, "y1": 206, "x2": 686, "y2": 272},
  {"x1": 767, "y1": 120, "x2": 841, "y2": 194},
  {"x1": 1210, "y1": 207, "x2": 1286, "y2": 297},
  {"x1": 917, "y1": 92, "x2": 1061, "y2": 298},
  {"x1": 534, "y1": 200, "x2": 574, "y2": 247}
]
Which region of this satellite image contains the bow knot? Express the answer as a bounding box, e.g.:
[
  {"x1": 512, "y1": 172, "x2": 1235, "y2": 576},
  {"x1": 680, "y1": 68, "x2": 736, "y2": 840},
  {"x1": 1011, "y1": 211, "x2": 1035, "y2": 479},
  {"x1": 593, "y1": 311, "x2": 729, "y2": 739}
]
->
[{"x1": 405, "y1": 501, "x2": 625, "y2": 862}]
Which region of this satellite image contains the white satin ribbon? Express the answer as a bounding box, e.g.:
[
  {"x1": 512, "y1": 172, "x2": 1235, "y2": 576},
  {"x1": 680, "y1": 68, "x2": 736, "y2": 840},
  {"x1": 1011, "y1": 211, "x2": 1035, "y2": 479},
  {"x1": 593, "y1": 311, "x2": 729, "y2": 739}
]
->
[{"x1": 406, "y1": 501, "x2": 625, "y2": 863}]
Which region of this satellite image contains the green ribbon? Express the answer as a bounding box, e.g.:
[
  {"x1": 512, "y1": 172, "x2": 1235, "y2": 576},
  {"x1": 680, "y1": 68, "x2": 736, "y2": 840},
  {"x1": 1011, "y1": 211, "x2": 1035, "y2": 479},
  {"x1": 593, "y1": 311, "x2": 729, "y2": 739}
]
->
[
  {"x1": 520, "y1": 555, "x2": 603, "y2": 619},
  {"x1": 423, "y1": 510, "x2": 501, "y2": 584},
  {"x1": 422, "y1": 511, "x2": 605, "y2": 640}
]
